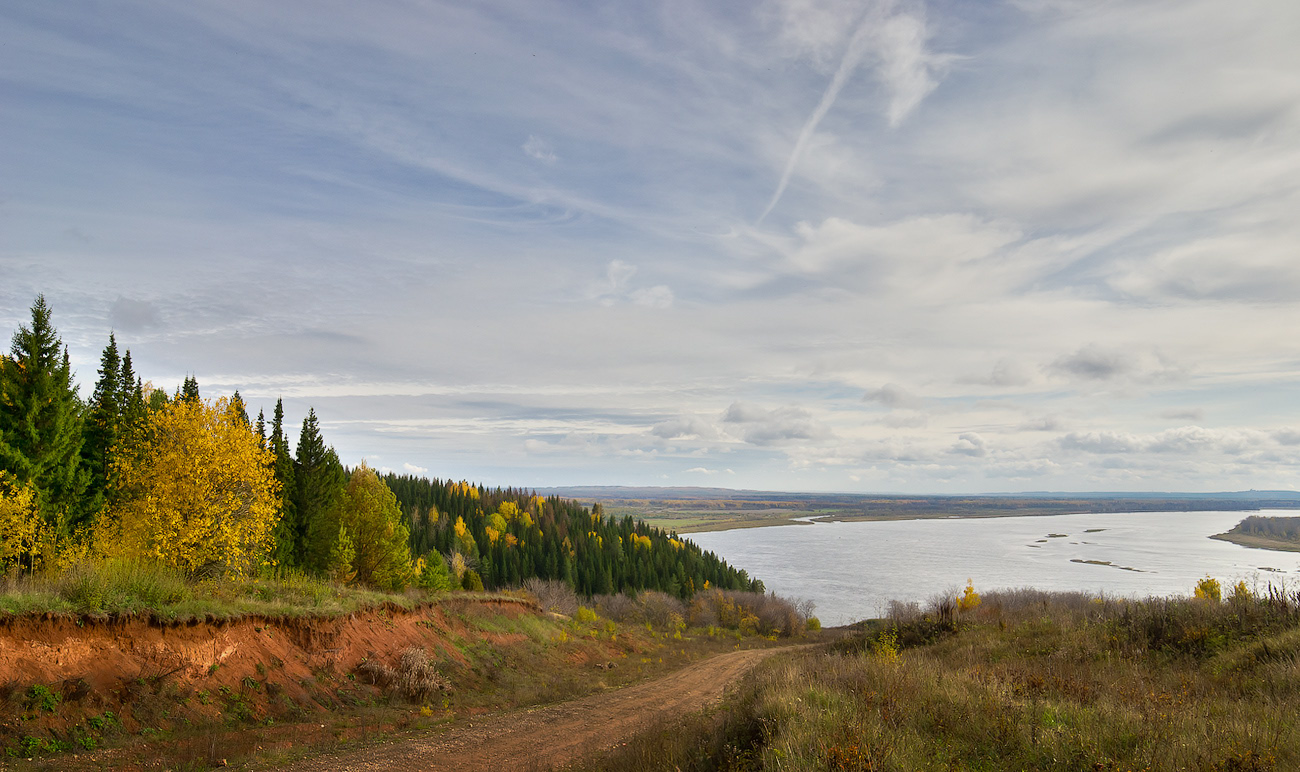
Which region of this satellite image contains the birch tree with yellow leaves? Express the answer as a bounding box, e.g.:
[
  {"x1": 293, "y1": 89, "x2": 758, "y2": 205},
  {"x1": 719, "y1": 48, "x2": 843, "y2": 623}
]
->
[
  {"x1": 0, "y1": 472, "x2": 45, "y2": 572},
  {"x1": 104, "y1": 396, "x2": 279, "y2": 577}
]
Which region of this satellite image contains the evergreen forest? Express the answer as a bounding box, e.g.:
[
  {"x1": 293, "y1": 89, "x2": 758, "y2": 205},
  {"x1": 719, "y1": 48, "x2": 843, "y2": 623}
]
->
[{"x1": 0, "y1": 296, "x2": 761, "y2": 598}]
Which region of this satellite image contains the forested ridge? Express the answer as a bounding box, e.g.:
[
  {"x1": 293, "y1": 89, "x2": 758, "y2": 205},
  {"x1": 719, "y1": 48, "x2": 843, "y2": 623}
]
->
[
  {"x1": 388, "y1": 474, "x2": 761, "y2": 596},
  {"x1": 1225, "y1": 514, "x2": 1300, "y2": 543},
  {"x1": 0, "y1": 296, "x2": 760, "y2": 598}
]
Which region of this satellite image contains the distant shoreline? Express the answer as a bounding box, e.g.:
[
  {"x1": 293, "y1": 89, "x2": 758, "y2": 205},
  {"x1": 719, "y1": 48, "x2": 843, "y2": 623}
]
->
[
  {"x1": 653, "y1": 507, "x2": 1290, "y2": 535},
  {"x1": 1210, "y1": 532, "x2": 1300, "y2": 554}
]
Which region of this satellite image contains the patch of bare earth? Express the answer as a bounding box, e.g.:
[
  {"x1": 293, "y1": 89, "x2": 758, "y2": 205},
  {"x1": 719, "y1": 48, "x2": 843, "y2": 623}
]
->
[{"x1": 275, "y1": 646, "x2": 784, "y2": 772}]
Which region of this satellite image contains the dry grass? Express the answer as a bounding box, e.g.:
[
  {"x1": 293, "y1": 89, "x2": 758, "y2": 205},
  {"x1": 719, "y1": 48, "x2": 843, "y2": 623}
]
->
[
  {"x1": 356, "y1": 647, "x2": 451, "y2": 702},
  {"x1": 576, "y1": 584, "x2": 1300, "y2": 771}
]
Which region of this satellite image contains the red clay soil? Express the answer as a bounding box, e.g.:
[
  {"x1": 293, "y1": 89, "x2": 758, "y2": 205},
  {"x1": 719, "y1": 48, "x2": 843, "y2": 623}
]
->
[
  {"x1": 275, "y1": 645, "x2": 784, "y2": 772},
  {"x1": 0, "y1": 598, "x2": 535, "y2": 746}
]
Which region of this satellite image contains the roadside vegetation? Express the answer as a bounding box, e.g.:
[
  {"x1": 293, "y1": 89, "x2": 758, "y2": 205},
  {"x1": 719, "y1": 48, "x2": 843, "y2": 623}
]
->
[
  {"x1": 1, "y1": 583, "x2": 813, "y2": 768},
  {"x1": 579, "y1": 578, "x2": 1300, "y2": 771}
]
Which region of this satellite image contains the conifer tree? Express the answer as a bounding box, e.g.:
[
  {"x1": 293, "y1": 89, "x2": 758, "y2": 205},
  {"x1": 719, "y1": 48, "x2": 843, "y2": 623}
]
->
[
  {"x1": 180, "y1": 375, "x2": 199, "y2": 403},
  {"x1": 294, "y1": 408, "x2": 346, "y2": 573},
  {"x1": 415, "y1": 550, "x2": 452, "y2": 591},
  {"x1": 269, "y1": 399, "x2": 300, "y2": 566},
  {"x1": 229, "y1": 390, "x2": 249, "y2": 427},
  {"x1": 146, "y1": 386, "x2": 169, "y2": 412},
  {"x1": 115, "y1": 352, "x2": 148, "y2": 484},
  {"x1": 254, "y1": 409, "x2": 266, "y2": 447},
  {"x1": 80, "y1": 333, "x2": 122, "y2": 519},
  {"x1": 0, "y1": 296, "x2": 89, "y2": 543},
  {"x1": 340, "y1": 464, "x2": 413, "y2": 590},
  {"x1": 118, "y1": 351, "x2": 146, "y2": 429}
]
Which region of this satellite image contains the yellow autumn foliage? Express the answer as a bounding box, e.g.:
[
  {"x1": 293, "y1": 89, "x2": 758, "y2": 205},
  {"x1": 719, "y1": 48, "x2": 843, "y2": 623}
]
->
[
  {"x1": 957, "y1": 578, "x2": 981, "y2": 612},
  {"x1": 104, "y1": 396, "x2": 279, "y2": 577},
  {"x1": 0, "y1": 473, "x2": 45, "y2": 571},
  {"x1": 1194, "y1": 575, "x2": 1222, "y2": 602}
]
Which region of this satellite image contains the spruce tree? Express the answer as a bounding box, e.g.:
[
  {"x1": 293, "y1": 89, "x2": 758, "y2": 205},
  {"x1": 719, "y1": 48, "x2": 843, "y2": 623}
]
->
[
  {"x1": 115, "y1": 351, "x2": 148, "y2": 476},
  {"x1": 180, "y1": 375, "x2": 199, "y2": 403},
  {"x1": 0, "y1": 296, "x2": 89, "y2": 541},
  {"x1": 80, "y1": 333, "x2": 122, "y2": 520},
  {"x1": 229, "y1": 391, "x2": 249, "y2": 427},
  {"x1": 118, "y1": 351, "x2": 145, "y2": 427},
  {"x1": 269, "y1": 399, "x2": 299, "y2": 566},
  {"x1": 294, "y1": 408, "x2": 346, "y2": 573}
]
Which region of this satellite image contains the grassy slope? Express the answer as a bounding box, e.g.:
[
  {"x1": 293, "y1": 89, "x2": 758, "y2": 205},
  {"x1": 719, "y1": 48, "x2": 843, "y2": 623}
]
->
[
  {"x1": 579, "y1": 587, "x2": 1300, "y2": 772},
  {"x1": 0, "y1": 568, "x2": 812, "y2": 770}
]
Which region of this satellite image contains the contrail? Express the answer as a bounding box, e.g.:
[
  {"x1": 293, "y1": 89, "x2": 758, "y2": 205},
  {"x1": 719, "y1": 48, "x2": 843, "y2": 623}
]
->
[{"x1": 757, "y1": 17, "x2": 877, "y2": 224}]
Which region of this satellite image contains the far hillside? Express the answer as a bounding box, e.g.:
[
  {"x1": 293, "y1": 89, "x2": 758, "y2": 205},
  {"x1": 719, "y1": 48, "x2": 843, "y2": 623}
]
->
[{"x1": 538, "y1": 486, "x2": 1300, "y2": 533}]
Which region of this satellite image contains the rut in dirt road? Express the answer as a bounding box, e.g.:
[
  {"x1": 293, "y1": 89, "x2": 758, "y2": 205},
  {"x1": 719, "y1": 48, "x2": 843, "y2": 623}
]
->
[{"x1": 279, "y1": 645, "x2": 790, "y2": 772}]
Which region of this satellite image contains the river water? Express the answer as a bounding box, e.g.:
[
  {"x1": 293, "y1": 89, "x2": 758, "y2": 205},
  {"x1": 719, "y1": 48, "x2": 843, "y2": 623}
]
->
[{"x1": 688, "y1": 510, "x2": 1300, "y2": 626}]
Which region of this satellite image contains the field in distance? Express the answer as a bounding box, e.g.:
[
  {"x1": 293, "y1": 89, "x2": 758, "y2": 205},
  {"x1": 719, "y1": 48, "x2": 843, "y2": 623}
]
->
[{"x1": 538, "y1": 487, "x2": 1300, "y2": 534}]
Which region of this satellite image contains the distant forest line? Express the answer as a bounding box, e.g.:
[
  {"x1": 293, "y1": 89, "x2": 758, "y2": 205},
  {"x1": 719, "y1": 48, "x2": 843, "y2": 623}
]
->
[{"x1": 545, "y1": 487, "x2": 1300, "y2": 534}]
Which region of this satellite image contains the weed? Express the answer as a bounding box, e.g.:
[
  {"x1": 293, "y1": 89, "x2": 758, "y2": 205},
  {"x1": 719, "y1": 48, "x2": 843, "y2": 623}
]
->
[{"x1": 26, "y1": 684, "x2": 60, "y2": 712}]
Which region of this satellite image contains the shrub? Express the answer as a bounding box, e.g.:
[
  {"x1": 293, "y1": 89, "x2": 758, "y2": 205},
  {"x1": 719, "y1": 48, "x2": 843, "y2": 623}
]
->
[
  {"x1": 638, "y1": 591, "x2": 686, "y2": 629},
  {"x1": 524, "y1": 578, "x2": 579, "y2": 616},
  {"x1": 594, "y1": 593, "x2": 637, "y2": 622},
  {"x1": 957, "y1": 579, "x2": 981, "y2": 612},
  {"x1": 356, "y1": 647, "x2": 449, "y2": 702},
  {"x1": 685, "y1": 589, "x2": 807, "y2": 637},
  {"x1": 1195, "y1": 575, "x2": 1222, "y2": 602},
  {"x1": 415, "y1": 551, "x2": 453, "y2": 592}
]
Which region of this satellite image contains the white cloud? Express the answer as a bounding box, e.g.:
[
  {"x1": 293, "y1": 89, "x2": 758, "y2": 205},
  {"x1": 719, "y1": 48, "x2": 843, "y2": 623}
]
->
[
  {"x1": 9, "y1": 1, "x2": 1300, "y2": 493},
  {"x1": 650, "y1": 417, "x2": 716, "y2": 440},
  {"x1": 402, "y1": 462, "x2": 429, "y2": 475},
  {"x1": 1060, "y1": 427, "x2": 1265, "y2": 457},
  {"x1": 1049, "y1": 344, "x2": 1131, "y2": 381},
  {"x1": 788, "y1": 214, "x2": 1022, "y2": 297},
  {"x1": 631, "y1": 285, "x2": 674, "y2": 308},
  {"x1": 522, "y1": 134, "x2": 557, "y2": 164},
  {"x1": 722, "y1": 402, "x2": 832, "y2": 445},
  {"x1": 863, "y1": 383, "x2": 921, "y2": 409},
  {"x1": 950, "y1": 432, "x2": 987, "y2": 457},
  {"x1": 760, "y1": 0, "x2": 954, "y2": 219}
]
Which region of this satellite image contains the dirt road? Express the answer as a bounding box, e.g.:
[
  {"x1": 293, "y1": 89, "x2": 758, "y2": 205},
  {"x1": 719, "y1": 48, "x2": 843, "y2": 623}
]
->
[{"x1": 278, "y1": 646, "x2": 785, "y2": 772}]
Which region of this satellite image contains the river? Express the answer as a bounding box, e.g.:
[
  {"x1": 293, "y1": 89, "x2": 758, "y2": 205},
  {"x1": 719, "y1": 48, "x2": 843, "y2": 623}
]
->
[{"x1": 688, "y1": 509, "x2": 1300, "y2": 626}]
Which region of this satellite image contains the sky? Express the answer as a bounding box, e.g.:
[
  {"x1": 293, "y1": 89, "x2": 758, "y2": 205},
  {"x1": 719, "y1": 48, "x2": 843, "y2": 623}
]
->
[{"x1": 3, "y1": 0, "x2": 1300, "y2": 494}]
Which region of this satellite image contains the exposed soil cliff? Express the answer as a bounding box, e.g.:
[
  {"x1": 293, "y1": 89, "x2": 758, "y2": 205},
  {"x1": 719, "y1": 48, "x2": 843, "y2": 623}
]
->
[{"x1": 0, "y1": 597, "x2": 539, "y2": 761}]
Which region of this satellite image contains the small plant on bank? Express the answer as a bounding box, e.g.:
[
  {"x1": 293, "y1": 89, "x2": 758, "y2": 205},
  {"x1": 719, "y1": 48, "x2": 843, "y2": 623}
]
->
[
  {"x1": 1195, "y1": 575, "x2": 1222, "y2": 602},
  {"x1": 873, "y1": 629, "x2": 900, "y2": 662},
  {"x1": 957, "y1": 579, "x2": 981, "y2": 612},
  {"x1": 26, "y1": 685, "x2": 60, "y2": 713}
]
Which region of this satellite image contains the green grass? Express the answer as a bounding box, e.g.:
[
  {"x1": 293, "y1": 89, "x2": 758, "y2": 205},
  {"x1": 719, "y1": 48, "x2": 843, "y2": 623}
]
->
[{"x1": 0, "y1": 560, "x2": 492, "y2": 621}]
